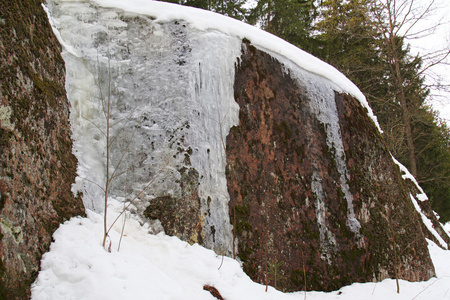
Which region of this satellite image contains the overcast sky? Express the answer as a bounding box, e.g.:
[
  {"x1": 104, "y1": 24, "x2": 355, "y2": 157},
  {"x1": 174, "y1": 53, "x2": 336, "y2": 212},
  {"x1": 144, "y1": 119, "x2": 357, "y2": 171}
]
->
[{"x1": 405, "y1": 0, "x2": 450, "y2": 123}]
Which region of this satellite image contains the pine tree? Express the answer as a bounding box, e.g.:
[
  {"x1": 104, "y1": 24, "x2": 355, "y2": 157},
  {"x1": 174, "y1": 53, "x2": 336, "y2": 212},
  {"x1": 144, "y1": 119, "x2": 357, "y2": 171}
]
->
[
  {"x1": 315, "y1": 0, "x2": 450, "y2": 221},
  {"x1": 414, "y1": 107, "x2": 450, "y2": 222},
  {"x1": 159, "y1": 0, "x2": 247, "y2": 20},
  {"x1": 247, "y1": 0, "x2": 317, "y2": 52},
  {"x1": 210, "y1": 0, "x2": 247, "y2": 20},
  {"x1": 314, "y1": 0, "x2": 385, "y2": 107}
]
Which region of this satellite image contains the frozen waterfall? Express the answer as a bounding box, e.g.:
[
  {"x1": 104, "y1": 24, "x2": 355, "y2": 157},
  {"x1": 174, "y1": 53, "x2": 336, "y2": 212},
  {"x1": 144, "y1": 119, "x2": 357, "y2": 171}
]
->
[
  {"x1": 44, "y1": 0, "x2": 375, "y2": 254},
  {"x1": 45, "y1": 0, "x2": 240, "y2": 251}
]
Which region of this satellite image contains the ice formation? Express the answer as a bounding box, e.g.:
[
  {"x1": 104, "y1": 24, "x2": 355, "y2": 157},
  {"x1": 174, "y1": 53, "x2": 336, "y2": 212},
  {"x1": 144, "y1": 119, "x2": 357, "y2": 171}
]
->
[
  {"x1": 267, "y1": 50, "x2": 364, "y2": 255},
  {"x1": 45, "y1": 0, "x2": 241, "y2": 250},
  {"x1": 44, "y1": 0, "x2": 376, "y2": 251}
]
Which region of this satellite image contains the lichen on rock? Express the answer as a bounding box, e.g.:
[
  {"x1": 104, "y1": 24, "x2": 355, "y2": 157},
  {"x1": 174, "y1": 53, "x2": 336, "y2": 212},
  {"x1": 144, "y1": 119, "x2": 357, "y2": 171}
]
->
[
  {"x1": 226, "y1": 40, "x2": 436, "y2": 292},
  {"x1": 0, "y1": 0, "x2": 85, "y2": 297}
]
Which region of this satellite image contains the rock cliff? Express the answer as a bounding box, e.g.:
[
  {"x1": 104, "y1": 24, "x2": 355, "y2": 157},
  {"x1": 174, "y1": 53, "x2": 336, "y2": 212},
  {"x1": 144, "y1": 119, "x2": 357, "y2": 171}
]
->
[
  {"x1": 226, "y1": 41, "x2": 440, "y2": 291},
  {"x1": 0, "y1": 0, "x2": 85, "y2": 298},
  {"x1": 34, "y1": 0, "x2": 450, "y2": 295}
]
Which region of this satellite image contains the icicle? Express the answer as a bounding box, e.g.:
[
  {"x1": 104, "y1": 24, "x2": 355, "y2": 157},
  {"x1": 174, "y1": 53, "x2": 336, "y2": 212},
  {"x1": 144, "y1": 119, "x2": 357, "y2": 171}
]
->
[{"x1": 46, "y1": 0, "x2": 241, "y2": 252}]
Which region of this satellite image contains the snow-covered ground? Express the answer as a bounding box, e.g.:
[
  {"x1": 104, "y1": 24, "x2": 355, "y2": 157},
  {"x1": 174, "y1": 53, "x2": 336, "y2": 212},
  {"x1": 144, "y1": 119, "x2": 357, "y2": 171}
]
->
[{"x1": 31, "y1": 203, "x2": 450, "y2": 300}]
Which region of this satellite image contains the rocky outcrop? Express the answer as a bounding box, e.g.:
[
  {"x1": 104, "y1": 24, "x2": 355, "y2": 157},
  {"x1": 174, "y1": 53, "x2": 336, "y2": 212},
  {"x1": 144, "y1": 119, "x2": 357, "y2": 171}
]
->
[
  {"x1": 0, "y1": 0, "x2": 85, "y2": 298},
  {"x1": 144, "y1": 166, "x2": 204, "y2": 245},
  {"x1": 226, "y1": 41, "x2": 437, "y2": 292},
  {"x1": 404, "y1": 178, "x2": 450, "y2": 248},
  {"x1": 41, "y1": 0, "x2": 449, "y2": 294}
]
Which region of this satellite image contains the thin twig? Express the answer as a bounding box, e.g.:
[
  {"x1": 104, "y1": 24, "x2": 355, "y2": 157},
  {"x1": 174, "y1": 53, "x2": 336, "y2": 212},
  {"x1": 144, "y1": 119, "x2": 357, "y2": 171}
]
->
[
  {"x1": 117, "y1": 209, "x2": 127, "y2": 252},
  {"x1": 411, "y1": 276, "x2": 450, "y2": 300},
  {"x1": 105, "y1": 164, "x2": 169, "y2": 237}
]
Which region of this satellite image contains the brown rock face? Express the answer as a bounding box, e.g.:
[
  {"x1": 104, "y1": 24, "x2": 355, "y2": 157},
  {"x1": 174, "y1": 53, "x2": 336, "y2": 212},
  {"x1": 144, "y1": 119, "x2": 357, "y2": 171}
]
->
[
  {"x1": 226, "y1": 41, "x2": 435, "y2": 292},
  {"x1": 144, "y1": 166, "x2": 204, "y2": 245},
  {"x1": 0, "y1": 0, "x2": 85, "y2": 298}
]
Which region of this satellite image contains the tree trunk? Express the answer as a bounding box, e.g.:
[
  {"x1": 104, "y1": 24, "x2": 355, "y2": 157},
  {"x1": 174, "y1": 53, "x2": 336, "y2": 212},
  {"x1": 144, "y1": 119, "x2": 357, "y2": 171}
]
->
[{"x1": 385, "y1": 1, "x2": 418, "y2": 177}]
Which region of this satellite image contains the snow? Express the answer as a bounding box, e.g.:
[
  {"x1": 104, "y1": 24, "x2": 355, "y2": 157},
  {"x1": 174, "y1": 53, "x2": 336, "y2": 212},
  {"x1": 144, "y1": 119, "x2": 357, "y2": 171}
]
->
[
  {"x1": 43, "y1": 0, "x2": 380, "y2": 253},
  {"x1": 391, "y1": 156, "x2": 448, "y2": 249},
  {"x1": 47, "y1": 0, "x2": 381, "y2": 132},
  {"x1": 410, "y1": 194, "x2": 448, "y2": 249},
  {"x1": 31, "y1": 204, "x2": 450, "y2": 299},
  {"x1": 391, "y1": 155, "x2": 428, "y2": 201},
  {"x1": 35, "y1": 0, "x2": 450, "y2": 299},
  {"x1": 44, "y1": 0, "x2": 241, "y2": 251}
]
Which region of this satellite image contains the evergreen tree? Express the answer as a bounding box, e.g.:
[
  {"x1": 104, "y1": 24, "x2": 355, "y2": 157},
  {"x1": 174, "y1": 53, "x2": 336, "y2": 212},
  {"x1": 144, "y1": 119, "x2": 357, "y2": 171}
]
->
[
  {"x1": 313, "y1": 0, "x2": 385, "y2": 107},
  {"x1": 158, "y1": 0, "x2": 247, "y2": 20},
  {"x1": 315, "y1": 0, "x2": 450, "y2": 221},
  {"x1": 211, "y1": 0, "x2": 248, "y2": 20},
  {"x1": 414, "y1": 107, "x2": 450, "y2": 222},
  {"x1": 158, "y1": 0, "x2": 209, "y2": 9},
  {"x1": 247, "y1": 0, "x2": 317, "y2": 52}
]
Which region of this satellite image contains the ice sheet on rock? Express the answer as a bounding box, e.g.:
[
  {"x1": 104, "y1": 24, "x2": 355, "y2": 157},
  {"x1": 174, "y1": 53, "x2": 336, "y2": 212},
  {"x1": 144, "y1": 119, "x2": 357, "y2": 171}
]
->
[
  {"x1": 46, "y1": 0, "x2": 240, "y2": 251},
  {"x1": 390, "y1": 158, "x2": 447, "y2": 249},
  {"x1": 268, "y1": 49, "x2": 362, "y2": 239},
  {"x1": 311, "y1": 172, "x2": 337, "y2": 264},
  {"x1": 410, "y1": 194, "x2": 448, "y2": 249},
  {"x1": 90, "y1": 0, "x2": 381, "y2": 132}
]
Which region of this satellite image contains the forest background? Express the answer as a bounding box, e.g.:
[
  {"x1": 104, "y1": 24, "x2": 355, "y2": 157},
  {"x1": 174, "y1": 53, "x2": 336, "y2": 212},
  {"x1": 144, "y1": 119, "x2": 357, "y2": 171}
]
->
[{"x1": 159, "y1": 0, "x2": 450, "y2": 222}]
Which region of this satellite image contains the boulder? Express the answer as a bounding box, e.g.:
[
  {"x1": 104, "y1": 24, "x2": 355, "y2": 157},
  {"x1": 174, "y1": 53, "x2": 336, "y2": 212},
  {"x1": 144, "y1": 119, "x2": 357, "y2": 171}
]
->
[
  {"x1": 226, "y1": 41, "x2": 439, "y2": 291},
  {"x1": 0, "y1": 1, "x2": 85, "y2": 298},
  {"x1": 41, "y1": 0, "x2": 449, "y2": 293}
]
